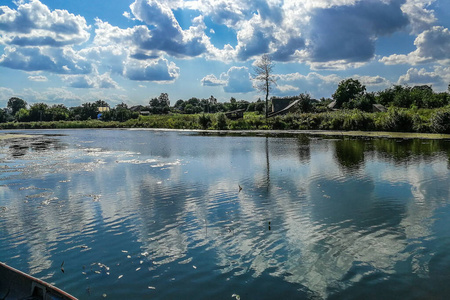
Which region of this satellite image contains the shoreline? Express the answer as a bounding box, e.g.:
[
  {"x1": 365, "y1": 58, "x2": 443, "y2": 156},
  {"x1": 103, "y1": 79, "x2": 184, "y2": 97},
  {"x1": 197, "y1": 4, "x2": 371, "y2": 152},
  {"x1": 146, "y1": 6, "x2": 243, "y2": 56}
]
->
[{"x1": 3, "y1": 128, "x2": 450, "y2": 140}]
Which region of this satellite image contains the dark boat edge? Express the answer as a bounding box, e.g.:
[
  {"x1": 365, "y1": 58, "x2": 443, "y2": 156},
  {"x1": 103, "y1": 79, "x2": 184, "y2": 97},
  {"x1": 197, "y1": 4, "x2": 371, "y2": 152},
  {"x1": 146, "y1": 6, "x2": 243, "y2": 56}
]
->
[{"x1": 0, "y1": 262, "x2": 78, "y2": 300}]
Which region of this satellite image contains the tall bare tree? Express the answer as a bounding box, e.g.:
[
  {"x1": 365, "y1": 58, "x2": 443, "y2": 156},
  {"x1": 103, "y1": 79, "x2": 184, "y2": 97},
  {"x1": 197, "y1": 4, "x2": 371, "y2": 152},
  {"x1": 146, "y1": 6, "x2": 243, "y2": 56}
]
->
[{"x1": 253, "y1": 54, "x2": 276, "y2": 119}]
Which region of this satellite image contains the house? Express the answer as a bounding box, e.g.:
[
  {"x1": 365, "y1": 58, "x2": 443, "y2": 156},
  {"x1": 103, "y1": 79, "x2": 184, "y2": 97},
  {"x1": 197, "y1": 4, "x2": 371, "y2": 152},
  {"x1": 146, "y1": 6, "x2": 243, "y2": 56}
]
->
[
  {"x1": 328, "y1": 100, "x2": 338, "y2": 110},
  {"x1": 272, "y1": 98, "x2": 293, "y2": 113},
  {"x1": 225, "y1": 109, "x2": 245, "y2": 120},
  {"x1": 372, "y1": 104, "x2": 387, "y2": 112},
  {"x1": 97, "y1": 106, "x2": 110, "y2": 113}
]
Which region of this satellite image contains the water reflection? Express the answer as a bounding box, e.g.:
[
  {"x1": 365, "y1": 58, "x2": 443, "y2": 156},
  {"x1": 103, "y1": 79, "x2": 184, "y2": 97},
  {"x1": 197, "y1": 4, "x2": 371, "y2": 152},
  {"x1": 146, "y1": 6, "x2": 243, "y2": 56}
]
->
[{"x1": 1, "y1": 130, "x2": 450, "y2": 299}]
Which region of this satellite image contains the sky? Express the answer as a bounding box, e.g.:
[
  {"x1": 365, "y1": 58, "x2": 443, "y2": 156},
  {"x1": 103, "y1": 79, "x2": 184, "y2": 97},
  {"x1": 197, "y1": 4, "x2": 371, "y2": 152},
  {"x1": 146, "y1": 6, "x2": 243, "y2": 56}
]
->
[{"x1": 1, "y1": 0, "x2": 450, "y2": 107}]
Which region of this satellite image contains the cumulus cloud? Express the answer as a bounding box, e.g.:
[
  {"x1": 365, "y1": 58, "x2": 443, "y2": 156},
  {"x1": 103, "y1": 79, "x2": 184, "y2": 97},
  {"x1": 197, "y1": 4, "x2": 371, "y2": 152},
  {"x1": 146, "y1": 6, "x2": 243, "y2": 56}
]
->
[
  {"x1": 62, "y1": 72, "x2": 119, "y2": 89},
  {"x1": 415, "y1": 26, "x2": 450, "y2": 61},
  {"x1": 223, "y1": 66, "x2": 254, "y2": 93},
  {"x1": 0, "y1": 0, "x2": 90, "y2": 47},
  {"x1": 401, "y1": 0, "x2": 437, "y2": 34},
  {"x1": 275, "y1": 84, "x2": 299, "y2": 93},
  {"x1": 124, "y1": 58, "x2": 180, "y2": 82},
  {"x1": 186, "y1": 0, "x2": 247, "y2": 27},
  {"x1": 0, "y1": 46, "x2": 92, "y2": 74},
  {"x1": 0, "y1": 87, "x2": 14, "y2": 101},
  {"x1": 307, "y1": 0, "x2": 409, "y2": 63},
  {"x1": 28, "y1": 75, "x2": 48, "y2": 82},
  {"x1": 201, "y1": 74, "x2": 226, "y2": 86},
  {"x1": 380, "y1": 26, "x2": 450, "y2": 65},
  {"x1": 201, "y1": 66, "x2": 254, "y2": 93},
  {"x1": 274, "y1": 71, "x2": 390, "y2": 98},
  {"x1": 94, "y1": 0, "x2": 210, "y2": 59},
  {"x1": 20, "y1": 87, "x2": 84, "y2": 106},
  {"x1": 398, "y1": 67, "x2": 442, "y2": 86}
]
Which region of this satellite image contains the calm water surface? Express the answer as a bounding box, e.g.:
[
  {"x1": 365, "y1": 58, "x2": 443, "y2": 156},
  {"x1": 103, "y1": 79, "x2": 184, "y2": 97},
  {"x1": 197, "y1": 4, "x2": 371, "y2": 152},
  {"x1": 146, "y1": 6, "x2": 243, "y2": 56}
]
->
[{"x1": 1, "y1": 129, "x2": 450, "y2": 299}]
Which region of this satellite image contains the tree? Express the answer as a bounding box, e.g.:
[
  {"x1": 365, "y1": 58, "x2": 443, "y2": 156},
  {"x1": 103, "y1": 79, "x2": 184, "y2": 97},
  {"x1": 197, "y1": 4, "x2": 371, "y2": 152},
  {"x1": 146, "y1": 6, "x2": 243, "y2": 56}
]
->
[
  {"x1": 0, "y1": 108, "x2": 7, "y2": 123},
  {"x1": 15, "y1": 108, "x2": 30, "y2": 122},
  {"x1": 95, "y1": 99, "x2": 110, "y2": 108},
  {"x1": 29, "y1": 103, "x2": 49, "y2": 121},
  {"x1": 48, "y1": 104, "x2": 69, "y2": 121},
  {"x1": 332, "y1": 78, "x2": 366, "y2": 108},
  {"x1": 297, "y1": 93, "x2": 313, "y2": 113},
  {"x1": 7, "y1": 97, "x2": 27, "y2": 115},
  {"x1": 253, "y1": 54, "x2": 276, "y2": 118},
  {"x1": 149, "y1": 93, "x2": 170, "y2": 114}
]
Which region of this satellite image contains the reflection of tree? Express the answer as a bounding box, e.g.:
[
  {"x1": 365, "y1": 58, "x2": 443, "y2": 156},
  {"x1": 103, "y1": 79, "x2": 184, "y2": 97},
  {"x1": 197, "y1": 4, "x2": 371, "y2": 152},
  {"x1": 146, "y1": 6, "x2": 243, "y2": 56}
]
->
[
  {"x1": 334, "y1": 139, "x2": 365, "y2": 170},
  {"x1": 373, "y1": 138, "x2": 450, "y2": 164},
  {"x1": 3, "y1": 130, "x2": 450, "y2": 299},
  {"x1": 296, "y1": 135, "x2": 311, "y2": 164},
  {"x1": 5, "y1": 136, "x2": 67, "y2": 157}
]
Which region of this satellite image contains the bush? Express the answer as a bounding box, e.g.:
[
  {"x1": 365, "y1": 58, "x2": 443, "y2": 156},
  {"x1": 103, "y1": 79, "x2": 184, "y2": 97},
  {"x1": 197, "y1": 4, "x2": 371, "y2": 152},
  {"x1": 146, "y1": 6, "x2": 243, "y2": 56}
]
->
[
  {"x1": 215, "y1": 113, "x2": 228, "y2": 130},
  {"x1": 198, "y1": 114, "x2": 212, "y2": 129},
  {"x1": 381, "y1": 108, "x2": 415, "y2": 132},
  {"x1": 430, "y1": 108, "x2": 450, "y2": 133}
]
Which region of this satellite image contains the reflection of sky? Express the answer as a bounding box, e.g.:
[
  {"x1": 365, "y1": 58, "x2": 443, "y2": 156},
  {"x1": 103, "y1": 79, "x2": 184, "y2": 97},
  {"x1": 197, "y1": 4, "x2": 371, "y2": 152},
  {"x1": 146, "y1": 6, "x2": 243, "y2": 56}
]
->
[{"x1": 1, "y1": 130, "x2": 450, "y2": 299}]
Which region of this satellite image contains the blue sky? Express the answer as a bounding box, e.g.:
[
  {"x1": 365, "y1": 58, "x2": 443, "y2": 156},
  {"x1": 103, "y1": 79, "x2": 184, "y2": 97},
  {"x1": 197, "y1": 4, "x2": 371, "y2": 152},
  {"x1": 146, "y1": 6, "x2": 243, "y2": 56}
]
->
[{"x1": 1, "y1": 0, "x2": 450, "y2": 107}]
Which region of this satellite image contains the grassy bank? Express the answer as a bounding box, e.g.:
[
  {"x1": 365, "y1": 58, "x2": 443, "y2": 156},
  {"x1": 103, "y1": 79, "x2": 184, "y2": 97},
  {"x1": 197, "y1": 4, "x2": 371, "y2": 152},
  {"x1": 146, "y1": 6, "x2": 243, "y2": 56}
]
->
[{"x1": 1, "y1": 108, "x2": 450, "y2": 135}]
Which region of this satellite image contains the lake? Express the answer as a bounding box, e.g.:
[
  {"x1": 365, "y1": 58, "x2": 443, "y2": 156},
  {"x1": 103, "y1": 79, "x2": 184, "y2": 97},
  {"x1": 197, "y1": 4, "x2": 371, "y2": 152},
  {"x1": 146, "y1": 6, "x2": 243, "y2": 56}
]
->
[{"x1": 1, "y1": 129, "x2": 450, "y2": 299}]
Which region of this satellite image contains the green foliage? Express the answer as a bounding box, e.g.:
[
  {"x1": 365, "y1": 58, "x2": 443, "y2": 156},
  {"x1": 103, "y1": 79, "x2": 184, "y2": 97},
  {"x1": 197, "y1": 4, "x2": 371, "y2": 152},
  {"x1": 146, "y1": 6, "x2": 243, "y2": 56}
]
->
[
  {"x1": 7, "y1": 97, "x2": 27, "y2": 116},
  {"x1": 297, "y1": 93, "x2": 313, "y2": 113},
  {"x1": 342, "y1": 93, "x2": 376, "y2": 112},
  {"x1": 0, "y1": 109, "x2": 6, "y2": 123},
  {"x1": 198, "y1": 114, "x2": 212, "y2": 129},
  {"x1": 48, "y1": 104, "x2": 69, "y2": 121},
  {"x1": 430, "y1": 108, "x2": 450, "y2": 133},
  {"x1": 215, "y1": 113, "x2": 228, "y2": 130},
  {"x1": 149, "y1": 93, "x2": 170, "y2": 114},
  {"x1": 332, "y1": 78, "x2": 366, "y2": 108},
  {"x1": 380, "y1": 108, "x2": 415, "y2": 132},
  {"x1": 29, "y1": 103, "x2": 50, "y2": 121},
  {"x1": 15, "y1": 108, "x2": 30, "y2": 122}
]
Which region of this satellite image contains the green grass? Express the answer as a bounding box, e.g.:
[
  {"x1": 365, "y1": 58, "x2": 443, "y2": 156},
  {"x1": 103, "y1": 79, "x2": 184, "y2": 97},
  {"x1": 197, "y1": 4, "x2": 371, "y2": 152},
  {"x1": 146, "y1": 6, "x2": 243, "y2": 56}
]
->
[{"x1": 1, "y1": 108, "x2": 450, "y2": 136}]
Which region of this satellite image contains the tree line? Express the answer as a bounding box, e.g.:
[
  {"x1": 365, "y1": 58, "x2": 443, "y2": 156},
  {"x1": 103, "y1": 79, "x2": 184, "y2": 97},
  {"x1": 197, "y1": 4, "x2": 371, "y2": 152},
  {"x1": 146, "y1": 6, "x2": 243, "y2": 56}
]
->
[
  {"x1": 0, "y1": 94, "x2": 268, "y2": 123},
  {"x1": 1, "y1": 78, "x2": 450, "y2": 124}
]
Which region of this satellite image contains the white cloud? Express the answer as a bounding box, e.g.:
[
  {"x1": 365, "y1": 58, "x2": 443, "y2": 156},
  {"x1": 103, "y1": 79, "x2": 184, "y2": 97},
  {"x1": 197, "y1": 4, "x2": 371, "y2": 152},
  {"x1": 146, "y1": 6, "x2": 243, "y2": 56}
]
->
[
  {"x1": 19, "y1": 87, "x2": 84, "y2": 106},
  {"x1": 222, "y1": 66, "x2": 254, "y2": 93},
  {"x1": 398, "y1": 67, "x2": 443, "y2": 86},
  {"x1": 306, "y1": 0, "x2": 409, "y2": 64},
  {"x1": 28, "y1": 75, "x2": 48, "y2": 82},
  {"x1": 275, "y1": 84, "x2": 299, "y2": 93},
  {"x1": 62, "y1": 72, "x2": 119, "y2": 89},
  {"x1": 353, "y1": 75, "x2": 390, "y2": 87},
  {"x1": 201, "y1": 66, "x2": 254, "y2": 93},
  {"x1": 201, "y1": 74, "x2": 226, "y2": 86},
  {"x1": 0, "y1": 46, "x2": 92, "y2": 74},
  {"x1": 0, "y1": 87, "x2": 14, "y2": 101},
  {"x1": 0, "y1": 0, "x2": 90, "y2": 47},
  {"x1": 124, "y1": 57, "x2": 180, "y2": 82},
  {"x1": 401, "y1": 0, "x2": 437, "y2": 34},
  {"x1": 380, "y1": 26, "x2": 450, "y2": 65},
  {"x1": 415, "y1": 26, "x2": 450, "y2": 61}
]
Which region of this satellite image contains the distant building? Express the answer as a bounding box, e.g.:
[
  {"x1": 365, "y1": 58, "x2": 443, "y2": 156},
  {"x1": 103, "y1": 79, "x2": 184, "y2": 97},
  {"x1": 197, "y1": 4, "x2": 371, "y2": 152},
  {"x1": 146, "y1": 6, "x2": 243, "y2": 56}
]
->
[
  {"x1": 372, "y1": 104, "x2": 387, "y2": 112},
  {"x1": 130, "y1": 105, "x2": 150, "y2": 115},
  {"x1": 225, "y1": 109, "x2": 245, "y2": 120},
  {"x1": 272, "y1": 98, "x2": 293, "y2": 113},
  {"x1": 97, "y1": 106, "x2": 110, "y2": 113},
  {"x1": 328, "y1": 100, "x2": 338, "y2": 110}
]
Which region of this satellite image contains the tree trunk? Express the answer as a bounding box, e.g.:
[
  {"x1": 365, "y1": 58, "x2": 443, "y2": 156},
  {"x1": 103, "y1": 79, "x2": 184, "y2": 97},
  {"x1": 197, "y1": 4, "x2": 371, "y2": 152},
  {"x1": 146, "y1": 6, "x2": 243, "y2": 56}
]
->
[{"x1": 265, "y1": 80, "x2": 269, "y2": 119}]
